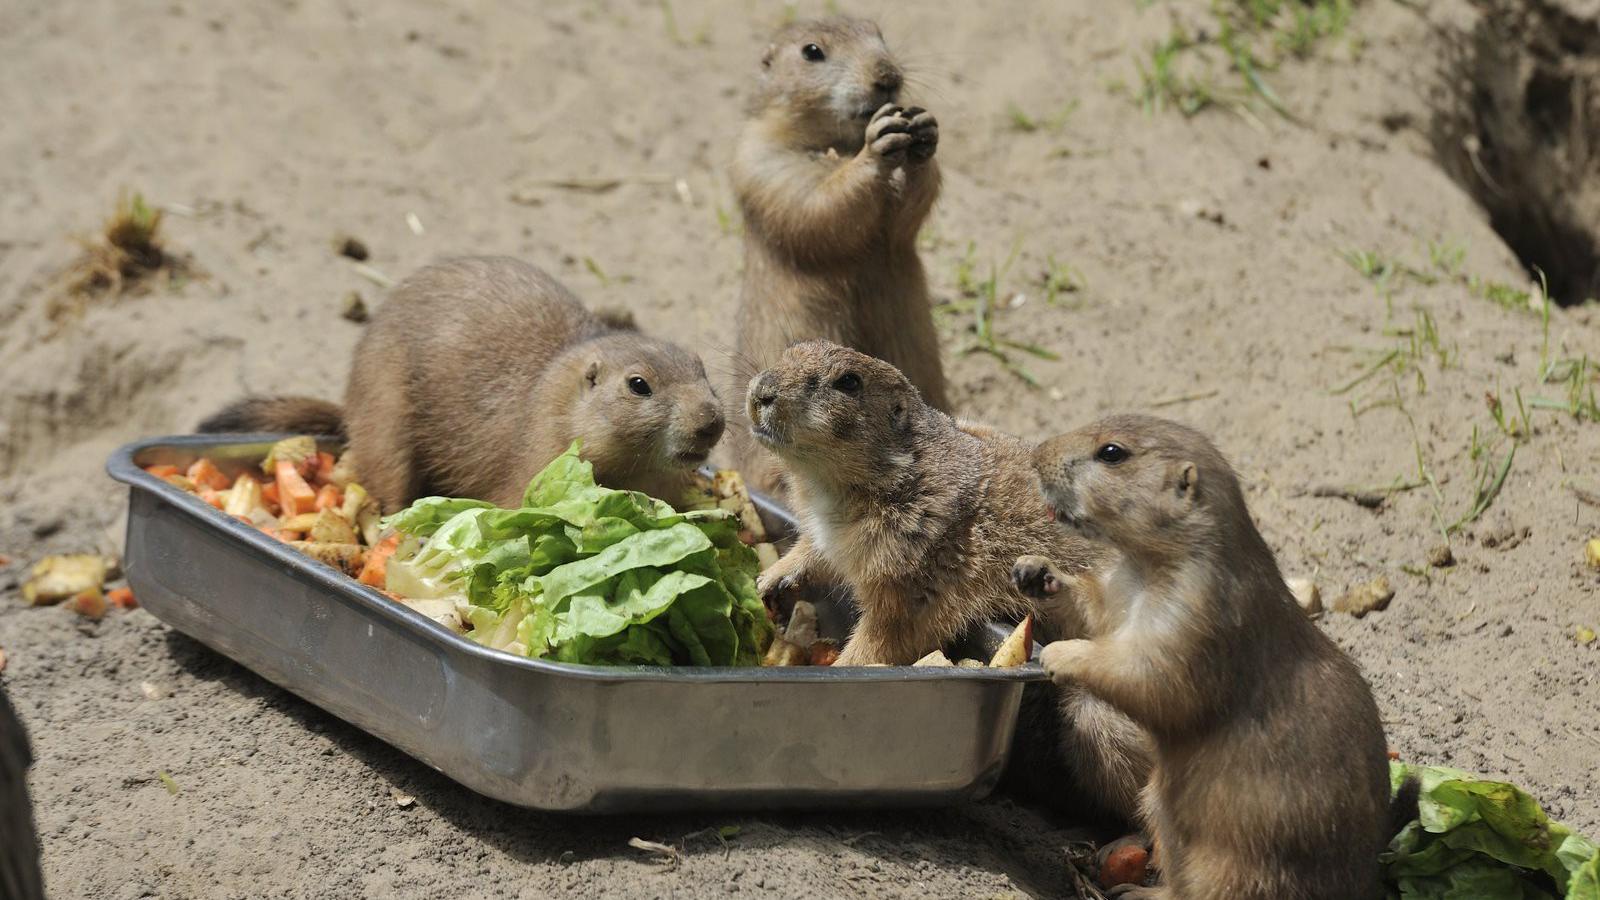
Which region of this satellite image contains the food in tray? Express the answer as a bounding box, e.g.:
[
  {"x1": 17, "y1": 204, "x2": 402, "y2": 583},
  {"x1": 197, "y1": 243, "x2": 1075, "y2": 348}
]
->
[
  {"x1": 156, "y1": 438, "x2": 775, "y2": 667},
  {"x1": 761, "y1": 603, "x2": 1032, "y2": 669}
]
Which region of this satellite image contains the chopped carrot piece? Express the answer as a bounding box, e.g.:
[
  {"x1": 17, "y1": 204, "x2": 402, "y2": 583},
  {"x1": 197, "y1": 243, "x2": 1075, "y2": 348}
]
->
[
  {"x1": 107, "y1": 587, "x2": 138, "y2": 609},
  {"x1": 143, "y1": 464, "x2": 180, "y2": 478},
  {"x1": 314, "y1": 452, "x2": 337, "y2": 485},
  {"x1": 314, "y1": 484, "x2": 343, "y2": 511},
  {"x1": 186, "y1": 458, "x2": 231, "y2": 491},
  {"x1": 259, "y1": 480, "x2": 282, "y2": 515},
  {"x1": 199, "y1": 489, "x2": 226, "y2": 509},
  {"x1": 275, "y1": 460, "x2": 317, "y2": 516},
  {"x1": 358, "y1": 534, "x2": 401, "y2": 588},
  {"x1": 276, "y1": 530, "x2": 302, "y2": 542}
]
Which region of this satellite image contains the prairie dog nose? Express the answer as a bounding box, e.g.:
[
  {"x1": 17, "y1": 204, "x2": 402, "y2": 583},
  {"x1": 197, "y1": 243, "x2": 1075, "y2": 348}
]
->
[
  {"x1": 748, "y1": 371, "x2": 779, "y2": 415},
  {"x1": 873, "y1": 63, "x2": 902, "y2": 95},
  {"x1": 693, "y1": 403, "x2": 726, "y2": 443}
]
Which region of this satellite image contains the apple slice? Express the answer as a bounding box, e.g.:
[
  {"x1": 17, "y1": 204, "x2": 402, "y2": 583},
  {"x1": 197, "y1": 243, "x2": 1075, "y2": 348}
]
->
[{"x1": 988, "y1": 615, "x2": 1033, "y2": 667}]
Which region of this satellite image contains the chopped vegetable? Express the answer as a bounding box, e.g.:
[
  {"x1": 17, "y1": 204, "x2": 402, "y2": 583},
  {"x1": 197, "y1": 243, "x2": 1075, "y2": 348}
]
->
[
  {"x1": 67, "y1": 587, "x2": 108, "y2": 620},
  {"x1": 107, "y1": 587, "x2": 137, "y2": 609},
  {"x1": 185, "y1": 458, "x2": 231, "y2": 491},
  {"x1": 358, "y1": 534, "x2": 400, "y2": 588},
  {"x1": 261, "y1": 435, "x2": 317, "y2": 476},
  {"x1": 143, "y1": 464, "x2": 180, "y2": 479},
  {"x1": 275, "y1": 460, "x2": 317, "y2": 516},
  {"x1": 989, "y1": 616, "x2": 1033, "y2": 667},
  {"x1": 288, "y1": 541, "x2": 364, "y2": 576},
  {"x1": 307, "y1": 508, "x2": 357, "y2": 545},
  {"x1": 1385, "y1": 762, "x2": 1599, "y2": 899},
  {"x1": 22, "y1": 555, "x2": 112, "y2": 606},
  {"x1": 314, "y1": 484, "x2": 342, "y2": 511},
  {"x1": 914, "y1": 649, "x2": 953, "y2": 666},
  {"x1": 1099, "y1": 841, "x2": 1150, "y2": 889}
]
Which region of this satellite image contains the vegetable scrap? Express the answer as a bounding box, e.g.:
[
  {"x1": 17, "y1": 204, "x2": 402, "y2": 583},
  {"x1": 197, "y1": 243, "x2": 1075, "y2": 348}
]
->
[{"x1": 1384, "y1": 762, "x2": 1599, "y2": 900}]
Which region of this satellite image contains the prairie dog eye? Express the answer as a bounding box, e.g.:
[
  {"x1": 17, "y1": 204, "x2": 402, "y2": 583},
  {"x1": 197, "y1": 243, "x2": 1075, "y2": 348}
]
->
[
  {"x1": 1094, "y1": 443, "x2": 1129, "y2": 465},
  {"x1": 801, "y1": 43, "x2": 826, "y2": 62},
  {"x1": 627, "y1": 376, "x2": 652, "y2": 397},
  {"x1": 831, "y1": 372, "x2": 862, "y2": 394}
]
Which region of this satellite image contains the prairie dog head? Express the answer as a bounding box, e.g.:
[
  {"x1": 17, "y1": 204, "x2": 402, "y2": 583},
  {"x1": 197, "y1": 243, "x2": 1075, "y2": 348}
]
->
[
  {"x1": 1033, "y1": 415, "x2": 1246, "y2": 567},
  {"x1": 753, "y1": 16, "x2": 904, "y2": 150},
  {"x1": 745, "y1": 340, "x2": 922, "y2": 487},
  {"x1": 570, "y1": 333, "x2": 725, "y2": 480}
]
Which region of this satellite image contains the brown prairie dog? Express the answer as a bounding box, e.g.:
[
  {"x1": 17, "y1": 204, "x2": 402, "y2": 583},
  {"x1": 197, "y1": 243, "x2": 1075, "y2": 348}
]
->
[
  {"x1": 199, "y1": 257, "x2": 725, "y2": 512},
  {"x1": 1013, "y1": 414, "x2": 1391, "y2": 900},
  {"x1": 729, "y1": 16, "x2": 948, "y2": 495},
  {"x1": 745, "y1": 340, "x2": 1152, "y2": 822}
]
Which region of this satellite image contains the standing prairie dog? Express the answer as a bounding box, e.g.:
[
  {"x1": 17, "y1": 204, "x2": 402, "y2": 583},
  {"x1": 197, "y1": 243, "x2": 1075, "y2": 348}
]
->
[
  {"x1": 1013, "y1": 415, "x2": 1392, "y2": 899},
  {"x1": 198, "y1": 257, "x2": 725, "y2": 512},
  {"x1": 729, "y1": 16, "x2": 948, "y2": 495},
  {"x1": 746, "y1": 340, "x2": 1152, "y2": 822}
]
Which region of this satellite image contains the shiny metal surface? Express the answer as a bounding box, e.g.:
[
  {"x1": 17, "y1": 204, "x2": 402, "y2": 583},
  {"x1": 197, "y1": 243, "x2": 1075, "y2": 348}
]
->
[{"x1": 107, "y1": 435, "x2": 1047, "y2": 812}]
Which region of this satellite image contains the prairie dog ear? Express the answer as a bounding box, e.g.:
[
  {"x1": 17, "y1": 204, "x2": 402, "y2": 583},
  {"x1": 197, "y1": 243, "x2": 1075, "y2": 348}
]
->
[
  {"x1": 1176, "y1": 461, "x2": 1199, "y2": 502},
  {"x1": 584, "y1": 360, "x2": 600, "y2": 388},
  {"x1": 760, "y1": 43, "x2": 777, "y2": 67}
]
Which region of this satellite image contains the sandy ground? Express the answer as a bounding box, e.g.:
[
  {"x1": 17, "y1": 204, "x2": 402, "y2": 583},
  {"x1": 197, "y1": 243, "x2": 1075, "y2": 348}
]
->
[{"x1": 1, "y1": 0, "x2": 1597, "y2": 897}]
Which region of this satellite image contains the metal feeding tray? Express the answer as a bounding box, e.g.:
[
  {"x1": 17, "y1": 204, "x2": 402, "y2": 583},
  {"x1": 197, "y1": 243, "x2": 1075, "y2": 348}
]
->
[{"x1": 107, "y1": 435, "x2": 1047, "y2": 813}]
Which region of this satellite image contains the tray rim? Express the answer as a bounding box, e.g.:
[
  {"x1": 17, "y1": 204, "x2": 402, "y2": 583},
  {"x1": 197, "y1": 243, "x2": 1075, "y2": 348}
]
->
[{"x1": 109, "y1": 433, "x2": 1049, "y2": 686}]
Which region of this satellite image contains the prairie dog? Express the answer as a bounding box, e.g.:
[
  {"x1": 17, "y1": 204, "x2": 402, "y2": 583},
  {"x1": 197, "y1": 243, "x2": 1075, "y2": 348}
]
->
[
  {"x1": 746, "y1": 340, "x2": 1152, "y2": 822},
  {"x1": 729, "y1": 16, "x2": 948, "y2": 495},
  {"x1": 1013, "y1": 414, "x2": 1391, "y2": 899},
  {"x1": 199, "y1": 257, "x2": 725, "y2": 512}
]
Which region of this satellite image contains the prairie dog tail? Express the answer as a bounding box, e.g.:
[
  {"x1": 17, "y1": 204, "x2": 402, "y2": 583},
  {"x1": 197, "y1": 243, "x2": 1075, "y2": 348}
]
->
[
  {"x1": 197, "y1": 396, "x2": 346, "y2": 439},
  {"x1": 1388, "y1": 773, "x2": 1421, "y2": 841}
]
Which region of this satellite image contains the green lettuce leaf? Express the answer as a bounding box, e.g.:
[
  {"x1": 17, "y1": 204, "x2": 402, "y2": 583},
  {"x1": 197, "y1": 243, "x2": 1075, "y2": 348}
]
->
[
  {"x1": 385, "y1": 441, "x2": 773, "y2": 667},
  {"x1": 1386, "y1": 763, "x2": 1600, "y2": 900}
]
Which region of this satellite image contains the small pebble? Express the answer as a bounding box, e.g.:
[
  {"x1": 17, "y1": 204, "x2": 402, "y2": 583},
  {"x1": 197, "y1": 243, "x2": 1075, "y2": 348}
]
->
[
  {"x1": 341, "y1": 291, "x2": 369, "y2": 323},
  {"x1": 336, "y1": 236, "x2": 369, "y2": 261},
  {"x1": 1585, "y1": 538, "x2": 1600, "y2": 569},
  {"x1": 1427, "y1": 545, "x2": 1455, "y2": 568}
]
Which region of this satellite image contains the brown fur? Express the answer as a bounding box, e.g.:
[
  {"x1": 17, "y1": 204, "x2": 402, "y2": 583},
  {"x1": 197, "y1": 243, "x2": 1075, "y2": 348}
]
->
[
  {"x1": 199, "y1": 257, "x2": 724, "y2": 513},
  {"x1": 728, "y1": 16, "x2": 947, "y2": 496},
  {"x1": 747, "y1": 341, "x2": 1152, "y2": 822},
  {"x1": 1016, "y1": 414, "x2": 1391, "y2": 900}
]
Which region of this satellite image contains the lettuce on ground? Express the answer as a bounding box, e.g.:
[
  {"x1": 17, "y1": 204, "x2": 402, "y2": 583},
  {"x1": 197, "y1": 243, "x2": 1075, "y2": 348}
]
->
[{"x1": 1386, "y1": 762, "x2": 1600, "y2": 900}]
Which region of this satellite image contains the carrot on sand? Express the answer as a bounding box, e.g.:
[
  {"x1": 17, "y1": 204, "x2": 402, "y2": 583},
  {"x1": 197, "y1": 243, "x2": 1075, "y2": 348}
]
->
[{"x1": 107, "y1": 587, "x2": 137, "y2": 610}]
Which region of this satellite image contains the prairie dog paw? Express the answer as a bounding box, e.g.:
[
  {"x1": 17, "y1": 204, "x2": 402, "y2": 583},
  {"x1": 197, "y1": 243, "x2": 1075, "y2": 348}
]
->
[
  {"x1": 903, "y1": 106, "x2": 938, "y2": 162},
  {"x1": 1040, "y1": 639, "x2": 1094, "y2": 683},
  {"x1": 1012, "y1": 555, "x2": 1069, "y2": 599},
  {"x1": 865, "y1": 104, "x2": 912, "y2": 161}
]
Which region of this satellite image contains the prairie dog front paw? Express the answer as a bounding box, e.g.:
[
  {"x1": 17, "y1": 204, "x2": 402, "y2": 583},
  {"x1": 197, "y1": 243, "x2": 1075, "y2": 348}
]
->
[{"x1": 1040, "y1": 639, "x2": 1094, "y2": 684}]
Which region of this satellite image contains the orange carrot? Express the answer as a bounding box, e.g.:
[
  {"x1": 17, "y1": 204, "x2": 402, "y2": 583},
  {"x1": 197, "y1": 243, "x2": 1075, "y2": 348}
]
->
[
  {"x1": 143, "y1": 464, "x2": 180, "y2": 478},
  {"x1": 276, "y1": 530, "x2": 303, "y2": 543},
  {"x1": 259, "y1": 481, "x2": 281, "y2": 515},
  {"x1": 107, "y1": 587, "x2": 138, "y2": 610},
  {"x1": 358, "y1": 534, "x2": 401, "y2": 588},
  {"x1": 186, "y1": 458, "x2": 231, "y2": 491},
  {"x1": 275, "y1": 460, "x2": 317, "y2": 516},
  {"x1": 314, "y1": 484, "x2": 343, "y2": 511},
  {"x1": 199, "y1": 489, "x2": 226, "y2": 509},
  {"x1": 314, "y1": 451, "x2": 337, "y2": 485}
]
